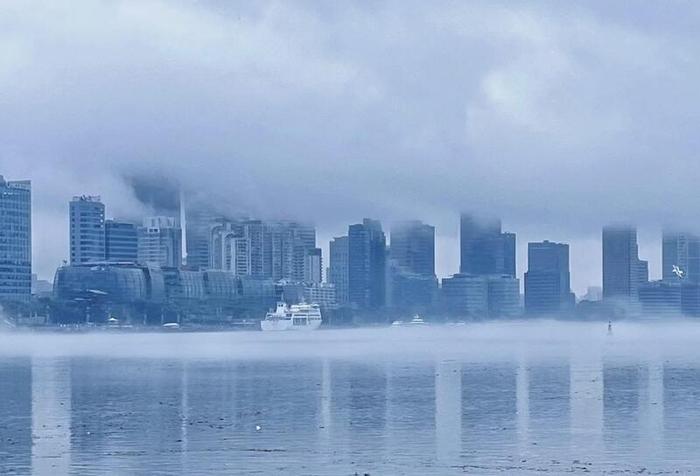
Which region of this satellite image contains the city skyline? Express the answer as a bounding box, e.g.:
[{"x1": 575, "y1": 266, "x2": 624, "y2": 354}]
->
[{"x1": 1, "y1": 177, "x2": 681, "y2": 297}]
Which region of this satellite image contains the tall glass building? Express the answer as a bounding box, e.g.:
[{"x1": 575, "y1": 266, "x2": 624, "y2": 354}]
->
[
  {"x1": 459, "y1": 213, "x2": 516, "y2": 278},
  {"x1": 390, "y1": 220, "x2": 435, "y2": 276},
  {"x1": 70, "y1": 196, "x2": 105, "y2": 264},
  {"x1": 0, "y1": 176, "x2": 31, "y2": 301},
  {"x1": 524, "y1": 240, "x2": 573, "y2": 314},
  {"x1": 602, "y1": 225, "x2": 648, "y2": 300},
  {"x1": 348, "y1": 218, "x2": 386, "y2": 309}
]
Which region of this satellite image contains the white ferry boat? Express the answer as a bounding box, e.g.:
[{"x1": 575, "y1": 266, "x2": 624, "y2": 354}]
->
[{"x1": 260, "y1": 302, "x2": 322, "y2": 331}]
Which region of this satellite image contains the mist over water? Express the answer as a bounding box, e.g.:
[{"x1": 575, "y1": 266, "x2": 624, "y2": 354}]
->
[{"x1": 3, "y1": 321, "x2": 700, "y2": 475}]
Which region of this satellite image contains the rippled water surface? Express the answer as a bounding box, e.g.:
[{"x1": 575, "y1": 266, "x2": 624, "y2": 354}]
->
[{"x1": 2, "y1": 321, "x2": 700, "y2": 475}]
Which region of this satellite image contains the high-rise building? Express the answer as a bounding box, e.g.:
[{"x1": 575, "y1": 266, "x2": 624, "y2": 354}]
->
[
  {"x1": 459, "y1": 213, "x2": 515, "y2": 277},
  {"x1": 441, "y1": 273, "x2": 520, "y2": 318},
  {"x1": 69, "y1": 196, "x2": 105, "y2": 264},
  {"x1": 304, "y1": 248, "x2": 322, "y2": 284},
  {"x1": 329, "y1": 236, "x2": 349, "y2": 305},
  {"x1": 602, "y1": 225, "x2": 648, "y2": 300},
  {"x1": 185, "y1": 206, "x2": 218, "y2": 270},
  {"x1": 105, "y1": 220, "x2": 138, "y2": 262},
  {"x1": 348, "y1": 219, "x2": 386, "y2": 309},
  {"x1": 262, "y1": 221, "x2": 316, "y2": 282},
  {"x1": 137, "y1": 216, "x2": 182, "y2": 268},
  {"x1": 0, "y1": 176, "x2": 31, "y2": 301},
  {"x1": 662, "y1": 231, "x2": 700, "y2": 283},
  {"x1": 524, "y1": 241, "x2": 574, "y2": 314},
  {"x1": 390, "y1": 220, "x2": 435, "y2": 276}
]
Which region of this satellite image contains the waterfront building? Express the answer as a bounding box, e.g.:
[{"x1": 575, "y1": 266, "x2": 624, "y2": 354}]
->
[
  {"x1": 137, "y1": 216, "x2": 182, "y2": 268},
  {"x1": 329, "y1": 236, "x2": 349, "y2": 305},
  {"x1": 386, "y1": 259, "x2": 437, "y2": 311},
  {"x1": 638, "y1": 280, "x2": 682, "y2": 316},
  {"x1": 662, "y1": 231, "x2": 700, "y2": 283},
  {"x1": 304, "y1": 248, "x2": 322, "y2": 284},
  {"x1": 459, "y1": 213, "x2": 515, "y2": 277},
  {"x1": 303, "y1": 282, "x2": 337, "y2": 309},
  {"x1": 0, "y1": 176, "x2": 31, "y2": 301},
  {"x1": 487, "y1": 275, "x2": 521, "y2": 317},
  {"x1": 105, "y1": 220, "x2": 138, "y2": 262},
  {"x1": 390, "y1": 220, "x2": 435, "y2": 276},
  {"x1": 524, "y1": 241, "x2": 574, "y2": 314},
  {"x1": 69, "y1": 195, "x2": 105, "y2": 264},
  {"x1": 602, "y1": 225, "x2": 648, "y2": 300},
  {"x1": 441, "y1": 274, "x2": 489, "y2": 317},
  {"x1": 348, "y1": 219, "x2": 386, "y2": 309}
]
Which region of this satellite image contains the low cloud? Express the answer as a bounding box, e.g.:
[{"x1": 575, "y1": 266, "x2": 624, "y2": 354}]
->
[{"x1": 1, "y1": 0, "x2": 698, "y2": 293}]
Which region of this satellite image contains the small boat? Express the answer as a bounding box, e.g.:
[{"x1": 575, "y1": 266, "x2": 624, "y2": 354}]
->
[
  {"x1": 261, "y1": 302, "x2": 322, "y2": 331},
  {"x1": 408, "y1": 314, "x2": 427, "y2": 326},
  {"x1": 162, "y1": 322, "x2": 181, "y2": 330},
  {"x1": 607, "y1": 320, "x2": 613, "y2": 336}
]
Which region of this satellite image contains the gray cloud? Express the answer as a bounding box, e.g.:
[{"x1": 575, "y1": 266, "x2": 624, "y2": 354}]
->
[{"x1": 1, "y1": 0, "x2": 698, "y2": 293}]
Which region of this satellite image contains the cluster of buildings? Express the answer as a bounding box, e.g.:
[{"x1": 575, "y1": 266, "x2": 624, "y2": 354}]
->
[{"x1": 2, "y1": 172, "x2": 700, "y2": 325}]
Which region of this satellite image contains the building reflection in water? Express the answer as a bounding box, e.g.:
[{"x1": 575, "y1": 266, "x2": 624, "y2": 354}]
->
[
  {"x1": 31, "y1": 358, "x2": 71, "y2": 475},
  {"x1": 9, "y1": 345, "x2": 700, "y2": 474}
]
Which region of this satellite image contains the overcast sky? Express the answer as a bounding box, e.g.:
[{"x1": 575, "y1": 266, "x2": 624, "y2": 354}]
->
[{"x1": 2, "y1": 0, "x2": 700, "y2": 294}]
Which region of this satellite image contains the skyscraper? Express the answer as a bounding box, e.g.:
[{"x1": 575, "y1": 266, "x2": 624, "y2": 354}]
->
[
  {"x1": 0, "y1": 176, "x2": 31, "y2": 301},
  {"x1": 602, "y1": 225, "x2": 648, "y2": 300},
  {"x1": 329, "y1": 236, "x2": 349, "y2": 305},
  {"x1": 69, "y1": 196, "x2": 105, "y2": 264},
  {"x1": 524, "y1": 241, "x2": 573, "y2": 314},
  {"x1": 304, "y1": 248, "x2": 322, "y2": 284},
  {"x1": 662, "y1": 231, "x2": 700, "y2": 283},
  {"x1": 137, "y1": 216, "x2": 182, "y2": 268},
  {"x1": 459, "y1": 213, "x2": 515, "y2": 277},
  {"x1": 105, "y1": 220, "x2": 138, "y2": 262},
  {"x1": 348, "y1": 219, "x2": 386, "y2": 309},
  {"x1": 390, "y1": 220, "x2": 435, "y2": 276}
]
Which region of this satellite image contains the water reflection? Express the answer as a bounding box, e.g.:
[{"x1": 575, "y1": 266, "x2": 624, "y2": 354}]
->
[{"x1": 2, "y1": 349, "x2": 700, "y2": 474}]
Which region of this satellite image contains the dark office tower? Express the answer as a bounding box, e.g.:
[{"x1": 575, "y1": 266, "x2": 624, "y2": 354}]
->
[
  {"x1": 105, "y1": 220, "x2": 138, "y2": 262},
  {"x1": 662, "y1": 231, "x2": 700, "y2": 283},
  {"x1": 304, "y1": 248, "x2": 322, "y2": 284},
  {"x1": 0, "y1": 176, "x2": 31, "y2": 301},
  {"x1": 69, "y1": 195, "x2": 105, "y2": 264},
  {"x1": 602, "y1": 225, "x2": 648, "y2": 300},
  {"x1": 348, "y1": 219, "x2": 386, "y2": 309},
  {"x1": 524, "y1": 241, "x2": 573, "y2": 314},
  {"x1": 459, "y1": 213, "x2": 515, "y2": 277},
  {"x1": 390, "y1": 220, "x2": 435, "y2": 276},
  {"x1": 329, "y1": 236, "x2": 349, "y2": 305}
]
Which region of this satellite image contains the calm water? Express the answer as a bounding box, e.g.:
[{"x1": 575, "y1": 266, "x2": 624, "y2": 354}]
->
[{"x1": 2, "y1": 321, "x2": 700, "y2": 475}]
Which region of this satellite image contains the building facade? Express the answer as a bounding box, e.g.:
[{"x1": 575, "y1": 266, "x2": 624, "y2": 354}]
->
[
  {"x1": 459, "y1": 213, "x2": 515, "y2": 277},
  {"x1": 348, "y1": 219, "x2": 386, "y2": 309},
  {"x1": 329, "y1": 236, "x2": 349, "y2": 305},
  {"x1": 304, "y1": 248, "x2": 322, "y2": 284},
  {"x1": 105, "y1": 220, "x2": 138, "y2": 262},
  {"x1": 0, "y1": 176, "x2": 31, "y2": 301},
  {"x1": 602, "y1": 226, "x2": 648, "y2": 300},
  {"x1": 390, "y1": 220, "x2": 435, "y2": 276},
  {"x1": 137, "y1": 216, "x2": 182, "y2": 268},
  {"x1": 524, "y1": 240, "x2": 574, "y2": 314},
  {"x1": 662, "y1": 231, "x2": 700, "y2": 283},
  {"x1": 69, "y1": 196, "x2": 105, "y2": 264}
]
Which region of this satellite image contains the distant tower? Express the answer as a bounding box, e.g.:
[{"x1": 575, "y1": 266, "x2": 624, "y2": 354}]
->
[
  {"x1": 105, "y1": 220, "x2": 138, "y2": 262},
  {"x1": 602, "y1": 225, "x2": 648, "y2": 300},
  {"x1": 70, "y1": 196, "x2": 105, "y2": 264},
  {"x1": 348, "y1": 219, "x2": 386, "y2": 309},
  {"x1": 524, "y1": 240, "x2": 573, "y2": 314},
  {"x1": 329, "y1": 236, "x2": 349, "y2": 305},
  {"x1": 0, "y1": 176, "x2": 31, "y2": 301},
  {"x1": 459, "y1": 213, "x2": 515, "y2": 277},
  {"x1": 137, "y1": 216, "x2": 182, "y2": 268}
]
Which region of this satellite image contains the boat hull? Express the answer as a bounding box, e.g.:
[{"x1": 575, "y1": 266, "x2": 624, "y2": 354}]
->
[{"x1": 260, "y1": 319, "x2": 322, "y2": 331}]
